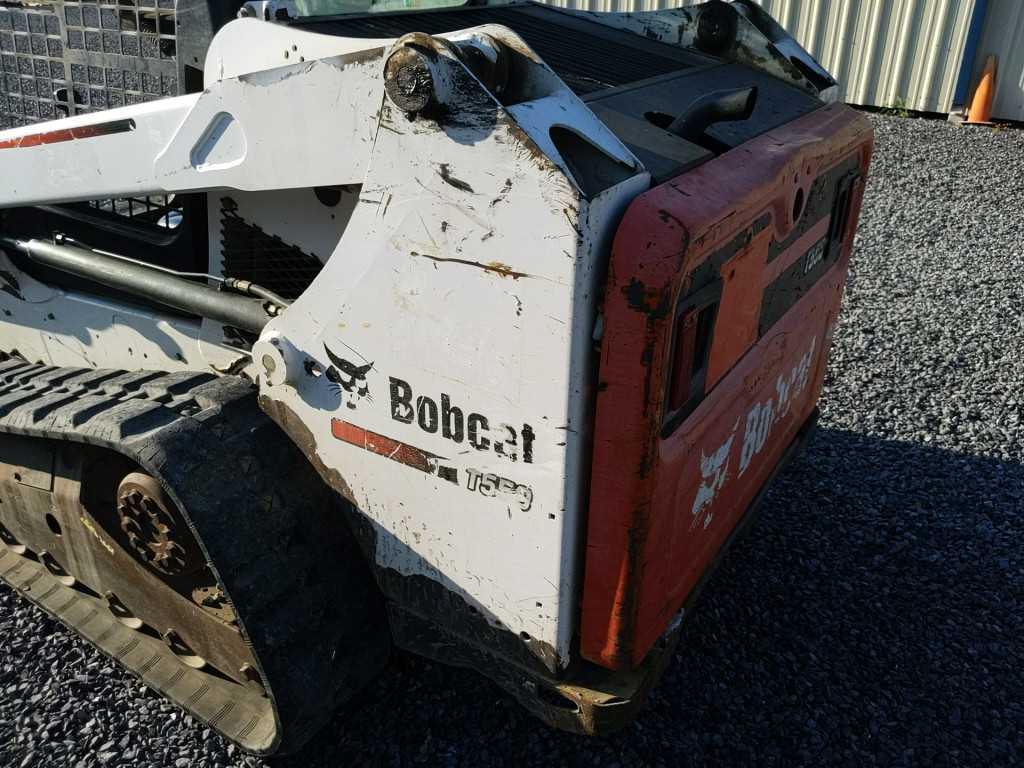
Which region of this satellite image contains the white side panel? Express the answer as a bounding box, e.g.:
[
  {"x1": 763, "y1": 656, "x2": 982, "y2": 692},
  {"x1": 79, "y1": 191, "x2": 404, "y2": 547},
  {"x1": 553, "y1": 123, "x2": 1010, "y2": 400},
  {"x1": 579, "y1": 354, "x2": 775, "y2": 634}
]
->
[
  {"x1": 254, "y1": 36, "x2": 648, "y2": 668},
  {"x1": 0, "y1": 251, "x2": 247, "y2": 373},
  {"x1": 262, "y1": 117, "x2": 585, "y2": 665}
]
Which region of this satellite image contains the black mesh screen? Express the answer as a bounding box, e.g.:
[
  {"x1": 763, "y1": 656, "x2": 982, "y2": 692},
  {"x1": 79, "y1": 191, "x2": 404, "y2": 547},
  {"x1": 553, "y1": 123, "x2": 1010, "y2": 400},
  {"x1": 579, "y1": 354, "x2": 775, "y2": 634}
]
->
[
  {"x1": 0, "y1": 4, "x2": 66, "y2": 124},
  {"x1": 1, "y1": 1, "x2": 183, "y2": 231},
  {"x1": 0, "y1": 1, "x2": 178, "y2": 130},
  {"x1": 219, "y1": 197, "x2": 324, "y2": 301}
]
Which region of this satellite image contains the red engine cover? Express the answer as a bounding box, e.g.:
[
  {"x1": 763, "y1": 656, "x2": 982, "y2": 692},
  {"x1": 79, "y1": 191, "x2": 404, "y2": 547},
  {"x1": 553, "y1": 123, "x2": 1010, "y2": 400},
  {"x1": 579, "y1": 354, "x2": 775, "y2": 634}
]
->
[{"x1": 581, "y1": 103, "x2": 874, "y2": 670}]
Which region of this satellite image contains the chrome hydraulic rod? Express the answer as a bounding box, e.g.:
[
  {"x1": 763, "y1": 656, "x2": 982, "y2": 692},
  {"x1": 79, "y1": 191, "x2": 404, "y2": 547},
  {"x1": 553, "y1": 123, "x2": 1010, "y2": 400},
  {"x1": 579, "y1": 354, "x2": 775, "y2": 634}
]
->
[{"x1": 1, "y1": 237, "x2": 274, "y2": 334}]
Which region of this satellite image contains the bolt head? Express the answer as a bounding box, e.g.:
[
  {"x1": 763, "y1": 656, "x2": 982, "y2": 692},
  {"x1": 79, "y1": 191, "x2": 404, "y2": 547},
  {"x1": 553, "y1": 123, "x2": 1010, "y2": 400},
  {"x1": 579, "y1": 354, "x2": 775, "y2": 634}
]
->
[
  {"x1": 262, "y1": 353, "x2": 277, "y2": 379},
  {"x1": 384, "y1": 46, "x2": 437, "y2": 115}
]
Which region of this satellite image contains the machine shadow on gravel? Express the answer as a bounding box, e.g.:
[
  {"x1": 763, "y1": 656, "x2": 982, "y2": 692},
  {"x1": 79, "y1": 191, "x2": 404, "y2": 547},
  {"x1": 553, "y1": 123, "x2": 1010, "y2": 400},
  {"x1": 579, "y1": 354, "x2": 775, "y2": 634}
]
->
[{"x1": 265, "y1": 424, "x2": 1022, "y2": 765}]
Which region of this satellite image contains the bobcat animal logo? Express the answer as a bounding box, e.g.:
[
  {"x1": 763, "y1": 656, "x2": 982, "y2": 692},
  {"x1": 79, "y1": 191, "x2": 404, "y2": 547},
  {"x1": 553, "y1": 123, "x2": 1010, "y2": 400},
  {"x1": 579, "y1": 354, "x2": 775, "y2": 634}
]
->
[
  {"x1": 690, "y1": 419, "x2": 740, "y2": 531},
  {"x1": 324, "y1": 344, "x2": 374, "y2": 410}
]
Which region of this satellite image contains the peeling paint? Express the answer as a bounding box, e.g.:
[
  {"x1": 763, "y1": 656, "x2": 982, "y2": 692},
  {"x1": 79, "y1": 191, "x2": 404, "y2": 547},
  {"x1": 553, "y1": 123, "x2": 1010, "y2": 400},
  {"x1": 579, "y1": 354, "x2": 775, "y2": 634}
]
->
[
  {"x1": 490, "y1": 178, "x2": 513, "y2": 207},
  {"x1": 258, "y1": 395, "x2": 357, "y2": 504},
  {"x1": 209, "y1": 355, "x2": 251, "y2": 376},
  {"x1": 436, "y1": 163, "x2": 474, "y2": 193}
]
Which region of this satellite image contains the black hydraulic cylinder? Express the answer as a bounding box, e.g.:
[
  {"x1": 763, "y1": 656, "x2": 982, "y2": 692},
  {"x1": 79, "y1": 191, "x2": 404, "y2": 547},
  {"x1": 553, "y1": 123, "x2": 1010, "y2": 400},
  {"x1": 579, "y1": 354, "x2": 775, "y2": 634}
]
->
[{"x1": 1, "y1": 237, "x2": 272, "y2": 334}]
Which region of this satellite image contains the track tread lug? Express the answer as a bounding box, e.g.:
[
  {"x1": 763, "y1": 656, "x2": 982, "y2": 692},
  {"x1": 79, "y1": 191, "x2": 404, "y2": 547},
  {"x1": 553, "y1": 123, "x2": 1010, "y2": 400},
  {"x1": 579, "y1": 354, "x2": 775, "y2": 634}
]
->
[{"x1": 0, "y1": 360, "x2": 389, "y2": 756}]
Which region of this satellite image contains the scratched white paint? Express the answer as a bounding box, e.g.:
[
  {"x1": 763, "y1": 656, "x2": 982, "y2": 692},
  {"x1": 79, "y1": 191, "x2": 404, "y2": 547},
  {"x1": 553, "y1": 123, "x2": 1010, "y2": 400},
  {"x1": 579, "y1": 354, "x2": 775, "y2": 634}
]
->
[
  {"x1": 0, "y1": 13, "x2": 654, "y2": 669},
  {"x1": 252, "y1": 29, "x2": 648, "y2": 669},
  {"x1": 738, "y1": 335, "x2": 815, "y2": 475}
]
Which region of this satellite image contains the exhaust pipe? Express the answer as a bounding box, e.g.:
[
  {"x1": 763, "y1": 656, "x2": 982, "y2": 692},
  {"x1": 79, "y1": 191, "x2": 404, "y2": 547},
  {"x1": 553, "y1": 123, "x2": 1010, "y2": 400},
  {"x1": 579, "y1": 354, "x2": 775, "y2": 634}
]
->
[
  {"x1": 0, "y1": 237, "x2": 274, "y2": 334},
  {"x1": 668, "y1": 86, "x2": 759, "y2": 154}
]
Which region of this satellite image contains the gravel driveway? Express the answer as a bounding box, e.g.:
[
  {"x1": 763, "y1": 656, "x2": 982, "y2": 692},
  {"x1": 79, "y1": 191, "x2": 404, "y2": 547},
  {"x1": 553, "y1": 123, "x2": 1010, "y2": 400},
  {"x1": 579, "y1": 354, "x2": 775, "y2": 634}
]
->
[{"x1": 2, "y1": 113, "x2": 1022, "y2": 767}]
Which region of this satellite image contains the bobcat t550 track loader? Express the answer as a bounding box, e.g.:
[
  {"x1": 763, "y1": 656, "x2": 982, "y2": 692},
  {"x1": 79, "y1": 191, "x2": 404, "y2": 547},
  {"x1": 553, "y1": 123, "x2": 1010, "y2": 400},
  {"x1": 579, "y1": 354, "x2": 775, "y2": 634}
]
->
[{"x1": 0, "y1": 0, "x2": 872, "y2": 753}]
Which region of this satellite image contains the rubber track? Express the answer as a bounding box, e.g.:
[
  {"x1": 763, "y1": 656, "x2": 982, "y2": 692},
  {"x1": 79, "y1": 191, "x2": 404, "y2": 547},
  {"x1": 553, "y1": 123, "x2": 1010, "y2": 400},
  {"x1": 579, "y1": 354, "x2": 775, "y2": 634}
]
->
[{"x1": 0, "y1": 358, "x2": 389, "y2": 755}]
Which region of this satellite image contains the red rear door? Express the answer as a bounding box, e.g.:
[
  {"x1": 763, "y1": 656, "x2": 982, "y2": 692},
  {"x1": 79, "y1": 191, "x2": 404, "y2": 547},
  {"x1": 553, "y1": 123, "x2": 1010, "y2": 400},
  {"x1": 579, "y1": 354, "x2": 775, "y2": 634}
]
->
[{"x1": 581, "y1": 103, "x2": 873, "y2": 670}]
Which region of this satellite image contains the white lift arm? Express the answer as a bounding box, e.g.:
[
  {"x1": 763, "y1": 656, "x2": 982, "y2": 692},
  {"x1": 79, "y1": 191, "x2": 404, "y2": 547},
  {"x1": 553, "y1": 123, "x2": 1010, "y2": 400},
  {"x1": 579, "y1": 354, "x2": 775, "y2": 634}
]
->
[{"x1": 0, "y1": 48, "x2": 384, "y2": 207}]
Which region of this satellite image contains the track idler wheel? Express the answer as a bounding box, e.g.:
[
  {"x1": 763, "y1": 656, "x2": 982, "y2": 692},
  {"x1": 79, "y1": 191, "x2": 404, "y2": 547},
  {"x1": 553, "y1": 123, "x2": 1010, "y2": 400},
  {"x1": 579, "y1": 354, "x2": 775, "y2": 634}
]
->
[{"x1": 117, "y1": 472, "x2": 202, "y2": 577}]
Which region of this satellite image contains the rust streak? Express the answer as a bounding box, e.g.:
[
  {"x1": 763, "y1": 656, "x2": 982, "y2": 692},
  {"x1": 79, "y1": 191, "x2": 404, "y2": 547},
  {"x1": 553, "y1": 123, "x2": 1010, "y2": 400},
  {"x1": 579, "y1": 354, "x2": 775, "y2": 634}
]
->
[{"x1": 411, "y1": 252, "x2": 528, "y2": 280}]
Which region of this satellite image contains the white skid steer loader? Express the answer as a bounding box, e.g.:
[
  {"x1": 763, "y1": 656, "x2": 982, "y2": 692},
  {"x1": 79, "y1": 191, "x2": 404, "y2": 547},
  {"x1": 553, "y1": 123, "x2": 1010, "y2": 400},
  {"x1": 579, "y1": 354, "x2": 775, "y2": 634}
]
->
[{"x1": 0, "y1": 0, "x2": 871, "y2": 754}]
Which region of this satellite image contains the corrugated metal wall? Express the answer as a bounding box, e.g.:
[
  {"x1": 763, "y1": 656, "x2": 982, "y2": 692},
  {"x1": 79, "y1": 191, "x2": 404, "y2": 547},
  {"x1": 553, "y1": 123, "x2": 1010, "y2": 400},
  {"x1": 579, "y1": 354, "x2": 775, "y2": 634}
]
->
[
  {"x1": 968, "y1": 0, "x2": 1024, "y2": 121},
  {"x1": 545, "y1": 0, "x2": 979, "y2": 113}
]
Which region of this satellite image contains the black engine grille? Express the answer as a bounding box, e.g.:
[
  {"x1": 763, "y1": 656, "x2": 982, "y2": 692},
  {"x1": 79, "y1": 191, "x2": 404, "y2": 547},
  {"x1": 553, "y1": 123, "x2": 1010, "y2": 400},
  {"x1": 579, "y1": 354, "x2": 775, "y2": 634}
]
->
[{"x1": 301, "y1": 5, "x2": 707, "y2": 96}]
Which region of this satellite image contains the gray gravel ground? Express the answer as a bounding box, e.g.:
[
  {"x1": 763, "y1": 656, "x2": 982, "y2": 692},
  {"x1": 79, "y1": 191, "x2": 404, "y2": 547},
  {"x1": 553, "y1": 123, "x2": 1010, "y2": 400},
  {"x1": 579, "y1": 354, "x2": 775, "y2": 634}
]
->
[{"x1": 2, "y1": 113, "x2": 1023, "y2": 767}]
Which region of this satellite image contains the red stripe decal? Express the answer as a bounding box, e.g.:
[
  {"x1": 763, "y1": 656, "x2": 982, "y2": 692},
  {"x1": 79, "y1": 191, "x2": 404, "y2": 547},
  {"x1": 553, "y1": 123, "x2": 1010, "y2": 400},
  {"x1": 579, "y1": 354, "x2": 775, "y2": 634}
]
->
[
  {"x1": 331, "y1": 419, "x2": 440, "y2": 473},
  {"x1": 0, "y1": 118, "x2": 136, "y2": 150}
]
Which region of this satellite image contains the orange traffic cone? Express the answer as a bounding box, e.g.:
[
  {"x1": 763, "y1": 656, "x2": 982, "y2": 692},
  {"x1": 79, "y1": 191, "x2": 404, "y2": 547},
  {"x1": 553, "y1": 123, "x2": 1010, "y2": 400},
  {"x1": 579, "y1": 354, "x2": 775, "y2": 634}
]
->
[{"x1": 966, "y1": 55, "x2": 998, "y2": 125}]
